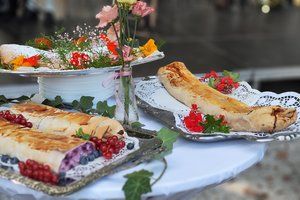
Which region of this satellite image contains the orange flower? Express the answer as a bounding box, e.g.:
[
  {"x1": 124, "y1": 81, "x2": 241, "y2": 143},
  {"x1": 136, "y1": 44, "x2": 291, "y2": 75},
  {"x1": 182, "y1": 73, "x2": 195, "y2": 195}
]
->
[
  {"x1": 34, "y1": 37, "x2": 52, "y2": 50},
  {"x1": 74, "y1": 36, "x2": 87, "y2": 46},
  {"x1": 140, "y1": 39, "x2": 158, "y2": 57},
  {"x1": 10, "y1": 55, "x2": 41, "y2": 70}
]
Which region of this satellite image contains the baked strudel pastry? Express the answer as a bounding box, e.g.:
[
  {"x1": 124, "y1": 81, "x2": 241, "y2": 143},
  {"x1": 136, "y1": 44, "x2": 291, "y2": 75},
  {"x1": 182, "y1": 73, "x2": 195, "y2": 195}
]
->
[
  {"x1": 0, "y1": 118, "x2": 94, "y2": 173},
  {"x1": 10, "y1": 102, "x2": 124, "y2": 138},
  {"x1": 158, "y1": 62, "x2": 297, "y2": 132},
  {"x1": 0, "y1": 44, "x2": 63, "y2": 69}
]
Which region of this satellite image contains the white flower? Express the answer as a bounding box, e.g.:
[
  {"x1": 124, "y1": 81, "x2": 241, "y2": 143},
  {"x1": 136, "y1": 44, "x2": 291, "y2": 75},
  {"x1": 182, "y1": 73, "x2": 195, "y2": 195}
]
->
[{"x1": 117, "y1": 0, "x2": 137, "y2": 5}]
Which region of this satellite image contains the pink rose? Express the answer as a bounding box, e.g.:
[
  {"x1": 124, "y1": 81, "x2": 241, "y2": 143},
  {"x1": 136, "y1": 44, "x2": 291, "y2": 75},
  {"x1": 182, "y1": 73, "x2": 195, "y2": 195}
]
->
[
  {"x1": 96, "y1": 5, "x2": 118, "y2": 28},
  {"x1": 122, "y1": 45, "x2": 134, "y2": 62},
  {"x1": 132, "y1": 1, "x2": 155, "y2": 17}
]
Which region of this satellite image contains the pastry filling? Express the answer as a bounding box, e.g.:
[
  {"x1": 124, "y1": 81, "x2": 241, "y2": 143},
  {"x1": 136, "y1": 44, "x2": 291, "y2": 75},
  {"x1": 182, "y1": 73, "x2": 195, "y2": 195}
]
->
[{"x1": 59, "y1": 142, "x2": 95, "y2": 172}]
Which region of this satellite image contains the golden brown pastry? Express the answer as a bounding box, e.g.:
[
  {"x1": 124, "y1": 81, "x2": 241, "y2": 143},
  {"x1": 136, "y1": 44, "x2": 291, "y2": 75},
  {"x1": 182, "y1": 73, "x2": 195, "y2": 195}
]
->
[
  {"x1": 10, "y1": 102, "x2": 124, "y2": 138},
  {"x1": 158, "y1": 62, "x2": 297, "y2": 132},
  {"x1": 0, "y1": 118, "x2": 95, "y2": 173}
]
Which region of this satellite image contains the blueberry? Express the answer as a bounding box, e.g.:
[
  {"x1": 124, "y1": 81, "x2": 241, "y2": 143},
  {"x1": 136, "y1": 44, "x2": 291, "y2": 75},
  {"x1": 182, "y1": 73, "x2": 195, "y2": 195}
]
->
[
  {"x1": 88, "y1": 154, "x2": 95, "y2": 162},
  {"x1": 9, "y1": 157, "x2": 19, "y2": 165},
  {"x1": 79, "y1": 156, "x2": 88, "y2": 165},
  {"x1": 58, "y1": 177, "x2": 74, "y2": 186},
  {"x1": 0, "y1": 165, "x2": 8, "y2": 170},
  {"x1": 1, "y1": 155, "x2": 10, "y2": 163},
  {"x1": 93, "y1": 150, "x2": 102, "y2": 158},
  {"x1": 59, "y1": 172, "x2": 66, "y2": 178},
  {"x1": 126, "y1": 143, "x2": 135, "y2": 150}
]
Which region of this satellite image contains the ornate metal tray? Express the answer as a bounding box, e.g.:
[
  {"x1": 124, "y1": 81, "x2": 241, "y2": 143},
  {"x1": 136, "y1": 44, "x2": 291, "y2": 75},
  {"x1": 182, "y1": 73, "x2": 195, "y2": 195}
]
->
[
  {"x1": 135, "y1": 76, "x2": 300, "y2": 142},
  {"x1": 0, "y1": 104, "x2": 163, "y2": 196},
  {"x1": 0, "y1": 52, "x2": 164, "y2": 77}
]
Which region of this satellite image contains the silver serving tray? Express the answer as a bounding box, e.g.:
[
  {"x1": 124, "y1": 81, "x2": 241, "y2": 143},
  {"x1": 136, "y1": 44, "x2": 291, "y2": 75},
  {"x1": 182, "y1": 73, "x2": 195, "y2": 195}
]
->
[
  {"x1": 135, "y1": 76, "x2": 300, "y2": 142},
  {"x1": 0, "y1": 127, "x2": 163, "y2": 196}
]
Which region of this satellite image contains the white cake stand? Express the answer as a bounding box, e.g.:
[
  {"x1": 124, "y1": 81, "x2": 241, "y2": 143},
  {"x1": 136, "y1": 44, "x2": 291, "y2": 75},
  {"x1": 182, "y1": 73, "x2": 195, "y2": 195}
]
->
[{"x1": 0, "y1": 52, "x2": 165, "y2": 103}]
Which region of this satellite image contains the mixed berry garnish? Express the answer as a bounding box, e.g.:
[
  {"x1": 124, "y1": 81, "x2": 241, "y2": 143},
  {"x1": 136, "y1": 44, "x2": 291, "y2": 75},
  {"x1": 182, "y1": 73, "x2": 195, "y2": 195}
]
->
[
  {"x1": 183, "y1": 104, "x2": 204, "y2": 132},
  {"x1": 89, "y1": 135, "x2": 126, "y2": 160},
  {"x1": 183, "y1": 104, "x2": 230, "y2": 133},
  {"x1": 19, "y1": 159, "x2": 59, "y2": 185},
  {"x1": 0, "y1": 110, "x2": 33, "y2": 128},
  {"x1": 200, "y1": 70, "x2": 240, "y2": 94}
]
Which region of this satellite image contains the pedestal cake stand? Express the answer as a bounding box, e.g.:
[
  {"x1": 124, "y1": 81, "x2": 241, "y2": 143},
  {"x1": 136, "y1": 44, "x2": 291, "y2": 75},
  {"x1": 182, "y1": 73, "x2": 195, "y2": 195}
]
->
[{"x1": 0, "y1": 52, "x2": 164, "y2": 103}]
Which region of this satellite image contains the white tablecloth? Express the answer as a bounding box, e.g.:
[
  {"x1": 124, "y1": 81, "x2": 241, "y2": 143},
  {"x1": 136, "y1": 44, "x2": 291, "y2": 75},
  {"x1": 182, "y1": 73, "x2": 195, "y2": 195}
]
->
[{"x1": 0, "y1": 83, "x2": 266, "y2": 200}]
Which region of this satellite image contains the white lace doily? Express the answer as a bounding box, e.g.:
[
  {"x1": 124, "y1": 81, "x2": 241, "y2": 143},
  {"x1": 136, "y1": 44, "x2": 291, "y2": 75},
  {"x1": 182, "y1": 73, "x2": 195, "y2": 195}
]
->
[{"x1": 136, "y1": 77, "x2": 300, "y2": 142}]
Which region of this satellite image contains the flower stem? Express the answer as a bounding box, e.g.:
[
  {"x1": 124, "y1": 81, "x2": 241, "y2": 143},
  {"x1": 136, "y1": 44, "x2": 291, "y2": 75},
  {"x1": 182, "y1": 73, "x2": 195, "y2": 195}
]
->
[
  {"x1": 131, "y1": 17, "x2": 138, "y2": 48},
  {"x1": 121, "y1": 71, "x2": 131, "y2": 125},
  {"x1": 151, "y1": 158, "x2": 168, "y2": 186}
]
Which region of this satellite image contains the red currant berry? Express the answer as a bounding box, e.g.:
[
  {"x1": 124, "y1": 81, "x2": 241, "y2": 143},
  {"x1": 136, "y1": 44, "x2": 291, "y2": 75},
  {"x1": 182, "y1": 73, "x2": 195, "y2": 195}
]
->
[
  {"x1": 18, "y1": 162, "x2": 26, "y2": 170},
  {"x1": 10, "y1": 114, "x2": 16, "y2": 120},
  {"x1": 26, "y1": 169, "x2": 33, "y2": 177},
  {"x1": 118, "y1": 141, "x2": 126, "y2": 148},
  {"x1": 90, "y1": 136, "x2": 98, "y2": 142},
  {"x1": 108, "y1": 146, "x2": 114, "y2": 154},
  {"x1": 20, "y1": 119, "x2": 27, "y2": 126},
  {"x1": 26, "y1": 122, "x2": 33, "y2": 128},
  {"x1": 103, "y1": 152, "x2": 112, "y2": 159},
  {"x1": 112, "y1": 135, "x2": 118, "y2": 142},
  {"x1": 51, "y1": 175, "x2": 58, "y2": 184},
  {"x1": 43, "y1": 165, "x2": 50, "y2": 171},
  {"x1": 113, "y1": 147, "x2": 120, "y2": 154},
  {"x1": 100, "y1": 144, "x2": 108, "y2": 152},
  {"x1": 17, "y1": 114, "x2": 24, "y2": 120}
]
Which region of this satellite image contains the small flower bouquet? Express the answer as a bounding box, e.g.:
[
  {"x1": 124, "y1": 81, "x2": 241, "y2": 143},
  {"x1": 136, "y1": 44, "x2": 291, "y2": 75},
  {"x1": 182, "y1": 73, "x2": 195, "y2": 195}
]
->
[
  {"x1": 95, "y1": 0, "x2": 156, "y2": 124},
  {"x1": 0, "y1": 1, "x2": 159, "y2": 72}
]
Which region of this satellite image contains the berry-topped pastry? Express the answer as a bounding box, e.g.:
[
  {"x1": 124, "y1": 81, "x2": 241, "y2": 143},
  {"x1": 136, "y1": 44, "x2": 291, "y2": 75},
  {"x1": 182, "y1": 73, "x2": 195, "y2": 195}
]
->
[
  {"x1": 9, "y1": 102, "x2": 124, "y2": 139},
  {"x1": 0, "y1": 118, "x2": 95, "y2": 174}
]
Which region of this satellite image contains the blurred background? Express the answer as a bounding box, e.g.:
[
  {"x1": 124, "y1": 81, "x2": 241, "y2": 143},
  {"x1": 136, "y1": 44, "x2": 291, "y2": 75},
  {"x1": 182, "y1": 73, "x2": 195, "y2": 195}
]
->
[{"x1": 1, "y1": 0, "x2": 300, "y2": 200}]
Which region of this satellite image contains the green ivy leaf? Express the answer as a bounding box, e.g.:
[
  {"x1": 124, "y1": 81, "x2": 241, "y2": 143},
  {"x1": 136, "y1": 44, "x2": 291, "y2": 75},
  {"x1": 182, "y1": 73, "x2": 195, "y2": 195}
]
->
[
  {"x1": 123, "y1": 170, "x2": 153, "y2": 200},
  {"x1": 131, "y1": 122, "x2": 145, "y2": 129},
  {"x1": 0, "y1": 95, "x2": 9, "y2": 105},
  {"x1": 42, "y1": 96, "x2": 64, "y2": 108},
  {"x1": 96, "y1": 100, "x2": 116, "y2": 118},
  {"x1": 222, "y1": 70, "x2": 240, "y2": 82},
  {"x1": 71, "y1": 96, "x2": 94, "y2": 113},
  {"x1": 79, "y1": 96, "x2": 94, "y2": 113},
  {"x1": 0, "y1": 94, "x2": 33, "y2": 106},
  {"x1": 155, "y1": 128, "x2": 179, "y2": 159}
]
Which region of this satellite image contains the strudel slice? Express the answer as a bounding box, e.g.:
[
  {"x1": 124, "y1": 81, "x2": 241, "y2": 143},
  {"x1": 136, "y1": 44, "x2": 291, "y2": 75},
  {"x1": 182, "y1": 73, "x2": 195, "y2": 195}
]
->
[
  {"x1": 0, "y1": 118, "x2": 95, "y2": 173},
  {"x1": 0, "y1": 44, "x2": 63, "y2": 69},
  {"x1": 158, "y1": 62, "x2": 297, "y2": 132},
  {"x1": 10, "y1": 102, "x2": 124, "y2": 138}
]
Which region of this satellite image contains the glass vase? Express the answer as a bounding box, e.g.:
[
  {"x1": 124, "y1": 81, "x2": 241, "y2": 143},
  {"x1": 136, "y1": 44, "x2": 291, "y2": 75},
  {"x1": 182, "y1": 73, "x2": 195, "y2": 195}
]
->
[{"x1": 114, "y1": 64, "x2": 139, "y2": 125}]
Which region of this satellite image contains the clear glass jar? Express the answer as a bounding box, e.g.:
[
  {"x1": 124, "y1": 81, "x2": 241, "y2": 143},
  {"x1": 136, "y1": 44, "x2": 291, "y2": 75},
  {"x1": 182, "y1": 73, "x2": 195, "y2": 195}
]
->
[{"x1": 114, "y1": 64, "x2": 139, "y2": 125}]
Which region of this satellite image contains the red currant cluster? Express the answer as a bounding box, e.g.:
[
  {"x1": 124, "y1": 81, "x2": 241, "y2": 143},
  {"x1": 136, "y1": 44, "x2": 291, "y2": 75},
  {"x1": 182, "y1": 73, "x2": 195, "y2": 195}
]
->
[
  {"x1": 201, "y1": 71, "x2": 239, "y2": 94},
  {"x1": 0, "y1": 110, "x2": 32, "y2": 128},
  {"x1": 183, "y1": 104, "x2": 204, "y2": 132},
  {"x1": 69, "y1": 52, "x2": 90, "y2": 69},
  {"x1": 19, "y1": 159, "x2": 58, "y2": 185},
  {"x1": 215, "y1": 76, "x2": 239, "y2": 94},
  {"x1": 89, "y1": 135, "x2": 126, "y2": 160}
]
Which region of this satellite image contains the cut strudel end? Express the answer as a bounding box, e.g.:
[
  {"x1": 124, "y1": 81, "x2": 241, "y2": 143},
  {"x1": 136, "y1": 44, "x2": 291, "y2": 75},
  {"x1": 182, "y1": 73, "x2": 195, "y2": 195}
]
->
[
  {"x1": 10, "y1": 102, "x2": 124, "y2": 139},
  {"x1": 0, "y1": 118, "x2": 94, "y2": 173},
  {"x1": 158, "y1": 62, "x2": 297, "y2": 132}
]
